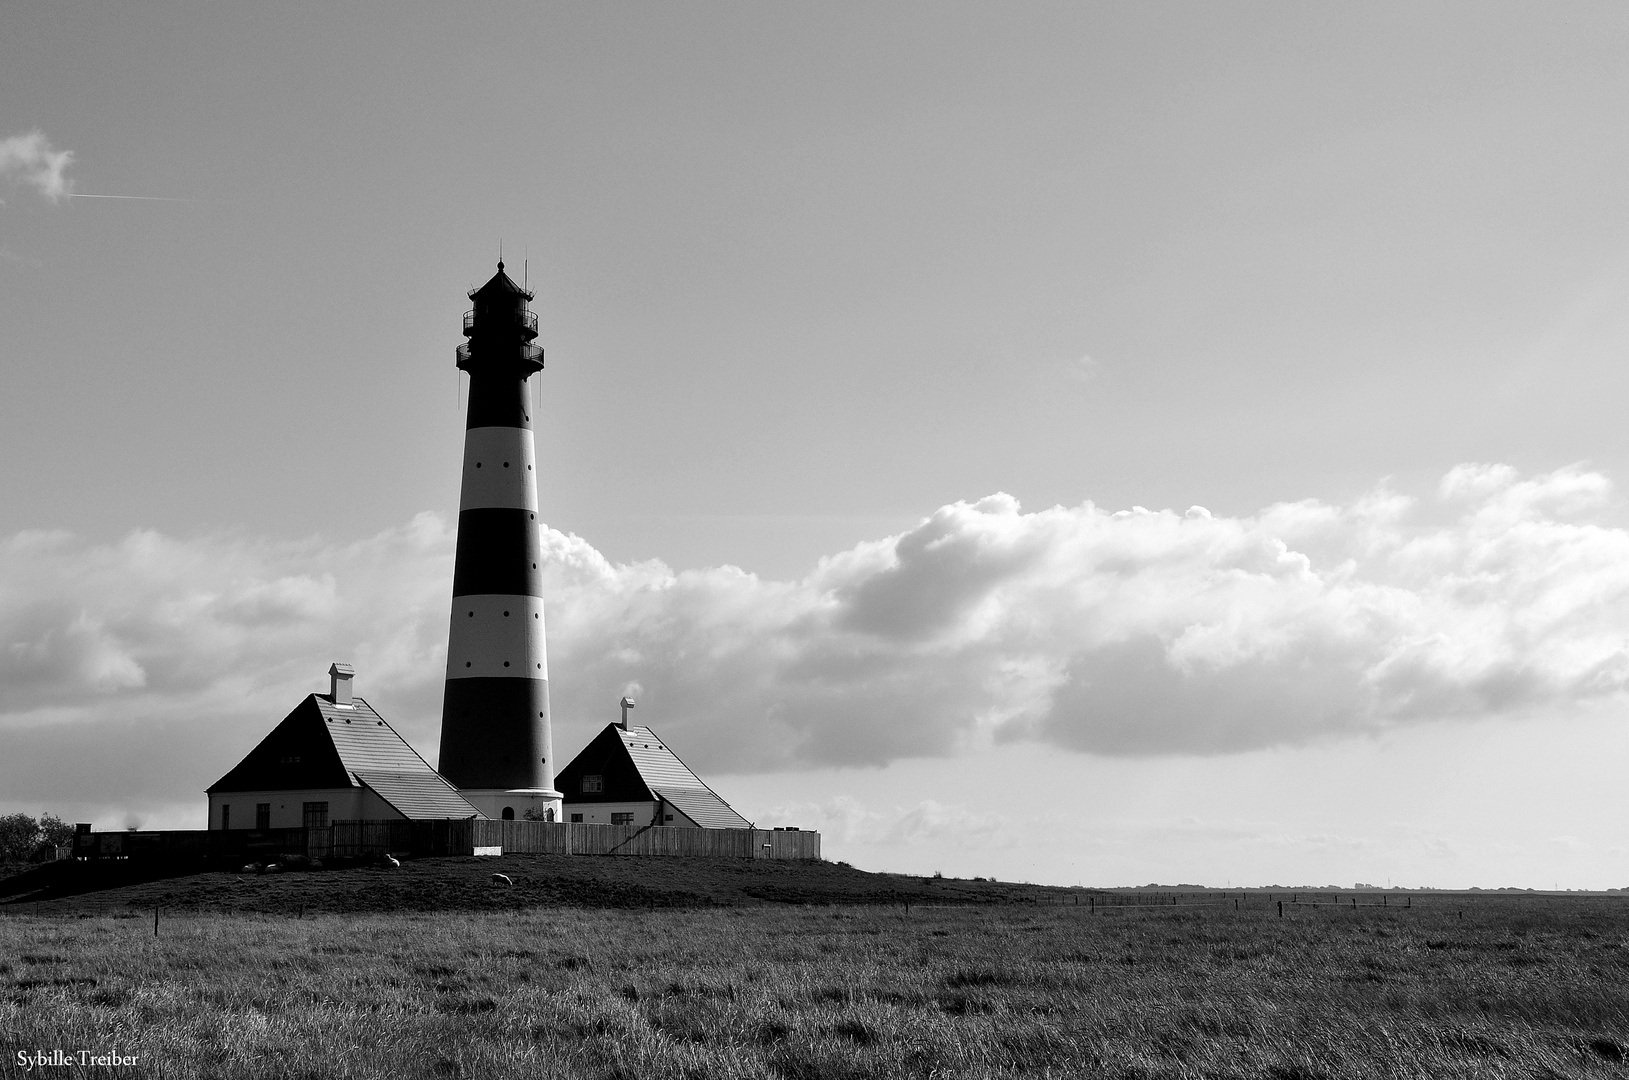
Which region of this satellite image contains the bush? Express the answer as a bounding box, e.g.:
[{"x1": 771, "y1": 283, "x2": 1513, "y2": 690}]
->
[
  {"x1": 38, "y1": 813, "x2": 75, "y2": 849},
  {"x1": 0, "y1": 813, "x2": 81, "y2": 862},
  {"x1": 0, "y1": 813, "x2": 39, "y2": 862}
]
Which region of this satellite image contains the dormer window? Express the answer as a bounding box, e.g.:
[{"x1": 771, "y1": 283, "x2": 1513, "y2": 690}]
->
[{"x1": 581, "y1": 775, "x2": 603, "y2": 793}]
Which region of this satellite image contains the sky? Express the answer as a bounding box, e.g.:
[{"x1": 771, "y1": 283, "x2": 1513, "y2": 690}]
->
[{"x1": 5, "y1": 3, "x2": 1629, "y2": 888}]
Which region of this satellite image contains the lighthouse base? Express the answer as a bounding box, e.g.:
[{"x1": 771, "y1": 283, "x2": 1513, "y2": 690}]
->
[{"x1": 459, "y1": 788, "x2": 564, "y2": 822}]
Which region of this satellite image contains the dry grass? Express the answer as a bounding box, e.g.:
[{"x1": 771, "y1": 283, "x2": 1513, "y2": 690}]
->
[{"x1": 3, "y1": 893, "x2": 1628, "y2": 1078}]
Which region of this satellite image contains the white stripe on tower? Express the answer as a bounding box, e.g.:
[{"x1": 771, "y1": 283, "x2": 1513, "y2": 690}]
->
[
  {"x1": 455, "y1": 426, "x2": 538, "y2": 512},
  {"x1": 446, "y1": 595, "x2": 548, "y2": 680}
]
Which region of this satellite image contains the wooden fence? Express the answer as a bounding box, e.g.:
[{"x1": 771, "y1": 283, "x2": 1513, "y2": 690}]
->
[
  {"x1": 72, "y1": 820, "x2": 820, "y2": 863},
  {"x1": 320, "y1": 819, "x2": 475, "y2": 859},
  {"x1": 72, "y1": 828, "x2": 309, "y2": 862},
  {"x1": 470, "y1": 819, "x2": 820, "y2": 860}
]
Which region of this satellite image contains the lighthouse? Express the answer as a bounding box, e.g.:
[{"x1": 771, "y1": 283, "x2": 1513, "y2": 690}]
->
[{"x1": 436, "y1": 262, "x2": 562, "y2": 822}]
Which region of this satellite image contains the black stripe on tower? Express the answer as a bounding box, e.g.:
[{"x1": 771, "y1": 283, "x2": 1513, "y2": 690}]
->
[
  {"x1": 439, "y1": 678, "x2": 550, "y2": 790},
  {"x1": 450, "y1": 508, "x2": 543, "y2": 597},
  {"x1": 464, "y1": 375, "x2": 532, "y2": 430}
]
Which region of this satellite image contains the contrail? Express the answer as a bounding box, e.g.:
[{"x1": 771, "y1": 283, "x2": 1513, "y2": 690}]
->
[{"x1": 67, "y1": 192, "x2": 191, "y2": 202}]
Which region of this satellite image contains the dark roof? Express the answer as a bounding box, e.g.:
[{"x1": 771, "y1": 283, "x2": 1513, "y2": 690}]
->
[
  {"x1": 356, "y1": 771, "x2": 481, "y2": 819},
  {"x1": 555, "y1": 724, "x2": 655, "y2": 802},
  {"x1": 207, "y1": 694, "x2": 353, "y2": 793},
  {"x1": 208, "y1": 695, "x2": 480, "y2": 819},
  {"x1": 469, "y1": 262, "x2": 533, "y2": 301},
  {"x1": 557, "y1": 724, "x2": 752, "y2": 829}
]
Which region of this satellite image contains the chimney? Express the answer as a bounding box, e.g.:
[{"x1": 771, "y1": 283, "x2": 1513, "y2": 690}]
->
[
  {"x1": 619, "y1": 696, "x2": 636, "y2": 730},
  {"x1": 329, "y1": 662, "x2": 355, "y2": 706}
]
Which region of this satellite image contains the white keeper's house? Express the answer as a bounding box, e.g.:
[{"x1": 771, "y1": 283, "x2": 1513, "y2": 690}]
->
[
  {"x1": 555, "y1": 700, "x2": 752, "y2": 829},
  {"x1": 206, "y1": 664, "x2": 479, "y2": 830}
]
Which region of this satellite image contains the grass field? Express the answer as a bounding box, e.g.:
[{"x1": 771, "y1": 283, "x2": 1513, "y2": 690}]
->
[{"x1": 3, "y1": 859, "x2": 1628, "y2": 1078}]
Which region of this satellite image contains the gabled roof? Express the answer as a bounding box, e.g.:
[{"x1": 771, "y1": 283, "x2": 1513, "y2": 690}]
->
[
  {"x1": 660, "y1": 786, "x2": 754, "y2": 830},
  {"x1": 315, "y1": 696, "x2": 443, "y2": 778},
  {"x1": 207, "y1": 694, "x2": 353, "y2": 793},
  {"x1": 557, "y1": 724, "x2": 753, "y2": 829},
  {"x1": 355, "y1": 771, "x2": 481, "y2": 819},
  {"x1": 208, "y1": 695, "x2": 480, "y2": 820}
]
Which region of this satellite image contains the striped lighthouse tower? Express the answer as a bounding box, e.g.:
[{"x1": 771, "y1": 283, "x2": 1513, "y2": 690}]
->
[{"x1": 437, "y1": 262, "x2": 562, "y2": 822}]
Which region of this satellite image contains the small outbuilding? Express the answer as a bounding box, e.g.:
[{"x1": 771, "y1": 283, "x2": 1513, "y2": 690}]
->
[
  {"x1": 207, "y1": 663, "x2": 480, "y2": 830},
  {"x1": 557, "y1": 709, "x2": 752, "y2": 829}
]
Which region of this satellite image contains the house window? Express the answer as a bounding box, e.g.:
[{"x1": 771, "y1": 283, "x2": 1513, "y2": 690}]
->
[
  {"x1": 501, "y1": 807, "x2": 515, "y2": 820},
  {"x1": 302, "y1": 802, "x2": 328, "y2": 829},
  {"x1": 611, "y1": 813, "x2": 634, "y2": 826},
  {"x1": 664, "y1": 814, "x2": 674, "y2": 822},
  {"x1": 221, "y1": 805, "x2": 231, "y2": 831},
  {"x1": 255, "y1": 803, "x2": 271, "y2": 830},
  {"x1": 569, "y1": 814, "x2": 583, "y2": 823},
  {"x1": 581, "y1": 775, "x2": 603, "y2": 793}
]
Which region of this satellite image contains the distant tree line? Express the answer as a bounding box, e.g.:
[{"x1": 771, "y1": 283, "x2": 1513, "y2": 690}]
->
[{"x1": 0, "y1": 813, "x2": 77, "y2": 863}]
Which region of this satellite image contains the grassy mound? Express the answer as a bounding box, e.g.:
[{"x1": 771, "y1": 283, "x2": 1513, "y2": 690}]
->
[{"x1": 0, "y1": 854, "x2": 1087, "y2": 915}]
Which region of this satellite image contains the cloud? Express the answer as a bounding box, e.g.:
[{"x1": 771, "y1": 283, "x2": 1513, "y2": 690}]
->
[
  {"x1": 760, "y1": 796, "x2": 1007, "y2": 847},
  {"x1": 0, "y1": 514, "x2": 453, "y2": 728},
  {"x1": 541, "y1": 464, "x2": 1629, "y2": 767},
  {"x1": 4, "y1": 464, "x2": 1629, "y2": 815},
  {"x1": 1061, "y1": 354, "x2": 1101, "y2": 383},
  {"x1": 0, "y1": 130, "x2": 74, "y2": 203}
]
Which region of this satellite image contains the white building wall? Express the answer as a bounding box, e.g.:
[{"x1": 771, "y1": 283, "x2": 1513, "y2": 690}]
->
[
  {"x1": 560, "y1": 800, "x2": 702, "y2": 828},
  {"x1": 662, "y1": 802, "x2": 701, "y2": 828},
  {"x1": 563, "y1": 800, "x2": 659, "y2": 826},
  {"x1": 356, "y1": 787, "x2": 405, "y2": 821},
  {"x1": 460, "y1": 789, "x2": 559, "y2": 821}
]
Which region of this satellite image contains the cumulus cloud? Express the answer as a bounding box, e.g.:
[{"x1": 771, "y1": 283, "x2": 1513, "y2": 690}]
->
[
  {"x1": 541, "y1": 463, "x2": 1629, "y2": 767},
  {"x1": 4, "y1": 464, "x2": 1629, "y2": 811},
  {"x1": 0, "y1": 514, "x2": 453, "y2": 728},
  {"x1": 0, "y1": 130, "x2": 74, "y2": 203}
]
